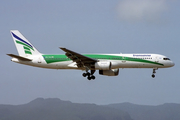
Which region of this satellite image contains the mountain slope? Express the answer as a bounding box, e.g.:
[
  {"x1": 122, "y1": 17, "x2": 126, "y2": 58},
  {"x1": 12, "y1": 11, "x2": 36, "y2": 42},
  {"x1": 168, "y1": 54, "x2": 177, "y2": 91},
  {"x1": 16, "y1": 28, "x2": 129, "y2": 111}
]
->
[
  {"x1": 0, "y1": 98, "x2": 132, "y2": 120},
  {"x1": 107, "y1": 102, "x2": 180, "y2": 120}
]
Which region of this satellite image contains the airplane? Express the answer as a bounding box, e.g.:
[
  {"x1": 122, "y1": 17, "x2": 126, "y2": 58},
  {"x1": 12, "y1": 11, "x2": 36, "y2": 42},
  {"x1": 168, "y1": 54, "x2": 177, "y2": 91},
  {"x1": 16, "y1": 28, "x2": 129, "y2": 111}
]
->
[{"x1": 7, "y1": 30, "x2": 174, "y2": 80}]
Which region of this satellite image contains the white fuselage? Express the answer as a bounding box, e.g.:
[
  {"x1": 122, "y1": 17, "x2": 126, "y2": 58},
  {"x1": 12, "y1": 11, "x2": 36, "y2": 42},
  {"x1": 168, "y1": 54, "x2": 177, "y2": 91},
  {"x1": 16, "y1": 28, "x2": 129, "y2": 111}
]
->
[
  {"x1": 11, "y1": 53, "x2": 174, "y2": 70},
  {"x1": 8, "y1": 30, "x2": 175, "y2": 79}
]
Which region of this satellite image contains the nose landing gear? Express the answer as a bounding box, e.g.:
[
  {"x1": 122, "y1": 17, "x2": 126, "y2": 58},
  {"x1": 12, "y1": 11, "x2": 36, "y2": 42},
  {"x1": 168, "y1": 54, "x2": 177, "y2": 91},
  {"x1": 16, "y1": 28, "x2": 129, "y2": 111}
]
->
[
  {"x1": 152, "y1": 74, "x2": 155, "y2": 78},
  {"x1": 152, "y1": 68, "x2": 158, "y2": 78}
]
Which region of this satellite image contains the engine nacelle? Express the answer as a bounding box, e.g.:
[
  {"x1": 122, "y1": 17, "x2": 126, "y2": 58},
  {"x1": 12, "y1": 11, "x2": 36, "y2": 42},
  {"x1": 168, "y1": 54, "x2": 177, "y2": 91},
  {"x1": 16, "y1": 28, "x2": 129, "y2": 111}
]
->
[
  {"x1": 99, "y1": 69, "x2": 119, "y2": 76},
  {"x1": 95, "y1": 61, "x2": 111, "y2": 70}
]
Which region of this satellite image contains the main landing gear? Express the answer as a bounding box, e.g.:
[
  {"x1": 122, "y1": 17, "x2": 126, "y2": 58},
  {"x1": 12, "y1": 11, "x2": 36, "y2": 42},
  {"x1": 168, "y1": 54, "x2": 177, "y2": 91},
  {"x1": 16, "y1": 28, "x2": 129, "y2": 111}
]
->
[
  {"x1": 152, "y1": 68, "x2": 158, "y2": 78},
  {"x1": 82, "y1": 70, "x2": 96, "y2": 80}
]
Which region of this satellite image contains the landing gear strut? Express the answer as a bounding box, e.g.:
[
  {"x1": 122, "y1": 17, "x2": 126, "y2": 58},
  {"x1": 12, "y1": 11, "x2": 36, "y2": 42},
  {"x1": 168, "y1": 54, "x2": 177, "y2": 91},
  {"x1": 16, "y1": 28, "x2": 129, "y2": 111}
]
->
[
  {"x1": 152, "y1": 68, "x2": 158, "y2": 78},
  {"x1": 82, "y1": 70, "x2": 96, "y2": 80}
]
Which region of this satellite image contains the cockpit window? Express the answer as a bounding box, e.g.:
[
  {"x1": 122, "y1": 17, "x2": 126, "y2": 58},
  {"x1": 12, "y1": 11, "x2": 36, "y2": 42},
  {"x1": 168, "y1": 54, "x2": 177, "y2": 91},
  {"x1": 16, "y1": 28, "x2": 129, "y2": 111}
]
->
[{"x1": 163, "y1": 58, "x2": 170, "y2": 60}]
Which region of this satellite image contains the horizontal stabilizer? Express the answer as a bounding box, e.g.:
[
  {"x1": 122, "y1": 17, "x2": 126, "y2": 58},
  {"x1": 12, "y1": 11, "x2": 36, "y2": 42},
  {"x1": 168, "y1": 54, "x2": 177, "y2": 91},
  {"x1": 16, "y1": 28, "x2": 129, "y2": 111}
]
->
[{"x1": 7, "y1": 54, "x2": 32, "y2": 61}]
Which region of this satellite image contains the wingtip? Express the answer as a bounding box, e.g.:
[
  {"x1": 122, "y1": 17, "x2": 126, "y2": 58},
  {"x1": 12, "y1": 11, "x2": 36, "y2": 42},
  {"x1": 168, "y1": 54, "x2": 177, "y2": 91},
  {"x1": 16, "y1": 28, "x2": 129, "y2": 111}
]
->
[{"x1": 59, "y1": 47, "x2": 66, "y2": 49}]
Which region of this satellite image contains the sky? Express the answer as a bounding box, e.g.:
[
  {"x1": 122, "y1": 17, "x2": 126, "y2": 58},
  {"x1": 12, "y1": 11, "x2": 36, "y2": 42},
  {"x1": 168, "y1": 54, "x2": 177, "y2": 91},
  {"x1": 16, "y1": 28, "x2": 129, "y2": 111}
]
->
[{"x1": 0, "y1": 0, "x2": 180, "y2": 105}]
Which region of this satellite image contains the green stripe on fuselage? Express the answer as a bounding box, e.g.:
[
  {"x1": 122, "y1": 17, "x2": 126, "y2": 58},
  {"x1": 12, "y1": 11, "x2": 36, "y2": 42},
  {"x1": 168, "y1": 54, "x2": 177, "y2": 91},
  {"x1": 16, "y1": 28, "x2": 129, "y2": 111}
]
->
[
  {"x1": 85, "y1": 54, "x2": 164, "y2": 66},
  {"x1": 43, "y1": 55, "x2": 71, "y2": 64},
  {"x1": 42, "y1": 54, "x2": 164, "y2": 66}
]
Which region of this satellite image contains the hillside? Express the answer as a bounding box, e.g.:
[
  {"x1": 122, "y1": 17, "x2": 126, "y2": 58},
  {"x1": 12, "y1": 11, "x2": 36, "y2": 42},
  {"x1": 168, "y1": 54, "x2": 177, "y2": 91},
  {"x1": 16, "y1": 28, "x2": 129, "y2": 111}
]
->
[
  {"x1": 107, "y1": 102, "x2": 180, "y2": 120},
  {"x1": 0, "y1": 98, "x2": 132, "y2": 120},
  {"x1": 1, "y1": 98, "x2": 180, "y2": 120}
]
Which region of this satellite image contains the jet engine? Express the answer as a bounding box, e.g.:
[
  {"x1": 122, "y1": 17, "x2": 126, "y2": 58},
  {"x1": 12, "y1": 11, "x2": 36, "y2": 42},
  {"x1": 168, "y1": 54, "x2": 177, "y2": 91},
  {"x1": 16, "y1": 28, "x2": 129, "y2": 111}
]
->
[
  {"x1": 95, "y1": 61, "x2": 111, "y2": 70},
  {"x1": 99, "y1": 69, "x2": 119, "y2": 76}
]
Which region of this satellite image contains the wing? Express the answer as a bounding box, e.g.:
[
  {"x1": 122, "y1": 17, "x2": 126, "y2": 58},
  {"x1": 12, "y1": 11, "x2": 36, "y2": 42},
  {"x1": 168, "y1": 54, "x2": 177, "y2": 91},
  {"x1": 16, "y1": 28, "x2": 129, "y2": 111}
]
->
[{"x1": 60, "y1": 47, "x2": 98, "y2": 68}]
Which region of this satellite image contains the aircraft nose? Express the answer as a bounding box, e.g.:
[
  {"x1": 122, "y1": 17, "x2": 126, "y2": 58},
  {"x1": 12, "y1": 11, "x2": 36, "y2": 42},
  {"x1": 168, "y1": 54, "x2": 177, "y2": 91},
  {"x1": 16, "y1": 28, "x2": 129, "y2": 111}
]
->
[
  {"x1": 171, "y1": 61, "x2": 175, "y2": 67},
  {"x1": 165, "y1": 61, "x2": 175, "y2": 67},
  {"x1": 169, "y1": 61, "x2": 175, "y2": 67}
]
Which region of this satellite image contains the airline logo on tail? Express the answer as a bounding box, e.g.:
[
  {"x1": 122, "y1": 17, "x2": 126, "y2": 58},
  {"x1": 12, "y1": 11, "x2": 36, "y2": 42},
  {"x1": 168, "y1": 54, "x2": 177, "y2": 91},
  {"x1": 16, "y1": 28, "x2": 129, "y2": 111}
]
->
[{"x1": 11, "y1": 32, "x2": 34, "y2": 55}]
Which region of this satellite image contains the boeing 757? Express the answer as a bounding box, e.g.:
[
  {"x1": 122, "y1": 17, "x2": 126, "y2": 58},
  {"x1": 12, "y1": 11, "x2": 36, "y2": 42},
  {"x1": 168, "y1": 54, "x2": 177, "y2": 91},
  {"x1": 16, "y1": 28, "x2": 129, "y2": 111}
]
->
[{"x1": 7, "y1": 30, "x2": 174, "y2": 80}]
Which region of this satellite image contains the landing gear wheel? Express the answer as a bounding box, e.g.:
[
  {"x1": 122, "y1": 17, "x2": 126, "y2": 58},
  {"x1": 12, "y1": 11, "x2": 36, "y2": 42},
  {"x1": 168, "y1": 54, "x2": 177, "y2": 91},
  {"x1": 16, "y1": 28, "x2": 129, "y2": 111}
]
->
[
  {"x1": 87, "y1": 72, "x2": 90, "y2": 76},
  {"x1": 152, "y1": 74, "x2": 155, "y2": 78},
  {"x1": 82, "y1": 73, "x2": 87, "y2": 77},
  {"x1": 87, "y1": 76, "x2": 91, "y2": 80},
  {"x1": 151, "y1": 68, "x2": 158, "y2": 78},
  {"x1": 91, "y1": 75, "x2": 95, "y2": 80},
  {"x1": 83, "y1": 70, "x2": 96, "y2": 80}
]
